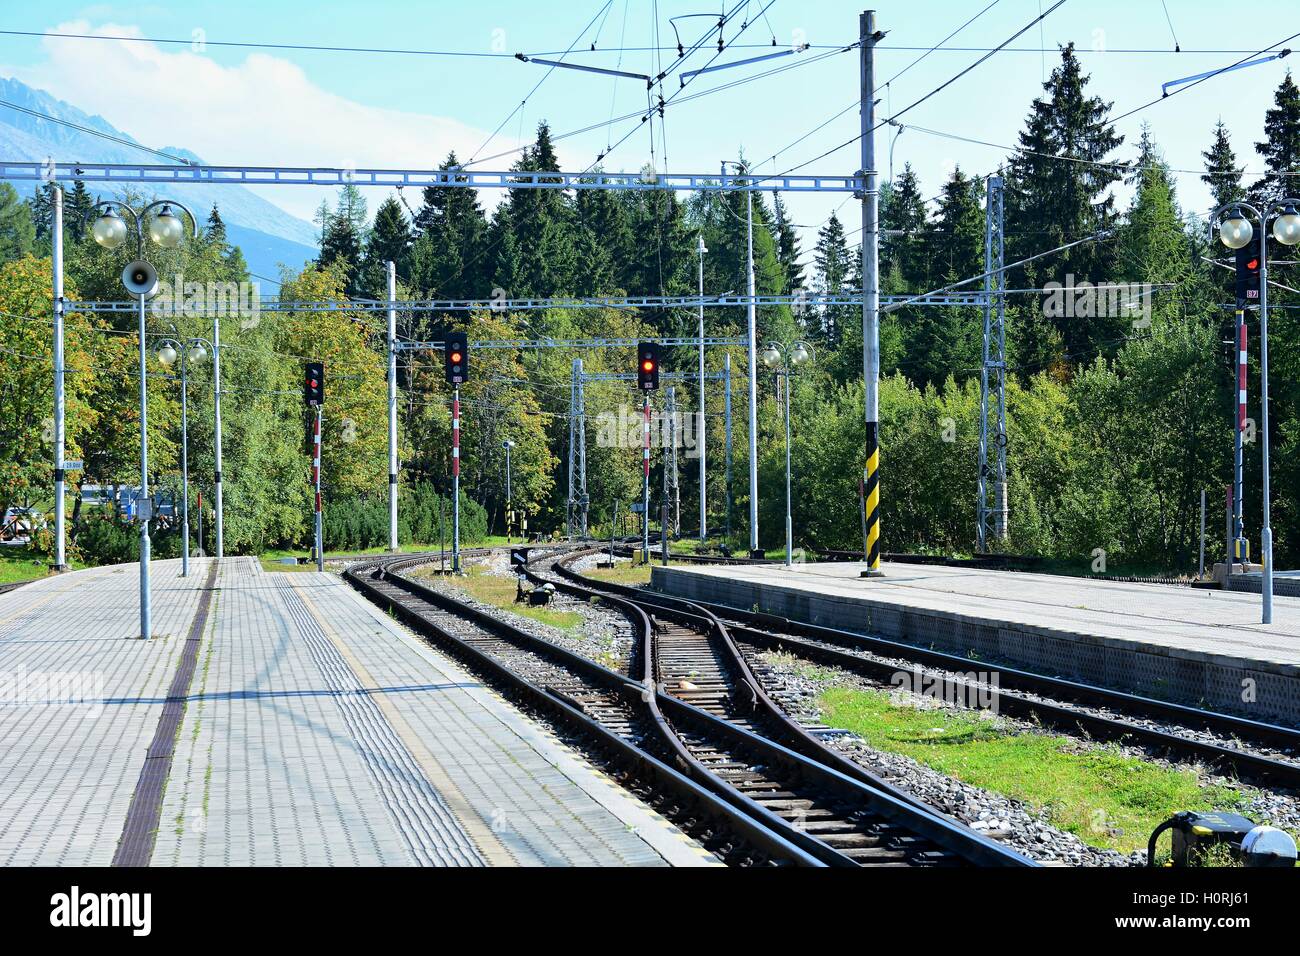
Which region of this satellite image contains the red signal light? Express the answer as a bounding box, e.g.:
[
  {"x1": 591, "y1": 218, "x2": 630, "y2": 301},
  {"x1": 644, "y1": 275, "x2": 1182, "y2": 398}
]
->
[{"x1": 1247, "y1": 258, "x2": 1259, "y2": 270}]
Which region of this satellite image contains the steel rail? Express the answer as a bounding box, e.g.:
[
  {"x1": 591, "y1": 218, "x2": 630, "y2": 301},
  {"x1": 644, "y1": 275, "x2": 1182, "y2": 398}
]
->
[
  {"x1": 342, "y1": 548, "x2": 825, "y2": 867},
  {"x1": 534, "y1": 548, "x2": 1034, "y2": 866},
  {"x1": 603, "y1": 550, "x2": 1300, "y2": 785}
]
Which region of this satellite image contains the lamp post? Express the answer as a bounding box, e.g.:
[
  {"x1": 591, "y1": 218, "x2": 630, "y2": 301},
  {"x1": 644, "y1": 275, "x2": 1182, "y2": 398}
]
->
[
  {"x1": 88, "y1": 199, "x2": 197, "y2": 639},
  {"x1": 157, "y1": 334, "x2": 211, "y2": 577},
  {"x1": 1210, "y1": 199, "x2": 1300, "y2": 625},
  {"x1": 761, "y1": 341, "x2": 813, "y2": 567},
  {"x1": 502, "y1": 439, "x2": 515, "y2": 543}
]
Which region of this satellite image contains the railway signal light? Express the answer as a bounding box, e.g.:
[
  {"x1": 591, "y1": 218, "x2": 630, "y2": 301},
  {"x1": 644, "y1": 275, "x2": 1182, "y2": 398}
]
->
[
  {"x1": 304, "y1": 361, "x2": 324, "y2": 406},
  {"x1": 637, "y1": 341, "x2": 660, "y2": 390},
  {"x1": 445, "y1": 331, "x2": 469, "y2": 385},
  {"x1": 1235, "y1": 233, "x2": 1262, "y2": 303}
]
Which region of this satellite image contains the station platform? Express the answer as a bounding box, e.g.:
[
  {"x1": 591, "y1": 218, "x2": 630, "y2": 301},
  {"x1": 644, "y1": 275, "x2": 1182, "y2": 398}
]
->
[
  {"x1": 652, "y1": 560, "x2": 1300, "y2": 726},
  {"x1": 0, "y1": 557, "x2": 714, "y2": 867}
]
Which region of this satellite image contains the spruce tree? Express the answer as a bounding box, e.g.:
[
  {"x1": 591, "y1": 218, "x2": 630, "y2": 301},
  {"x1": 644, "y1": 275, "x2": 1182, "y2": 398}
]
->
[
  {"x1": 1201, "y1": 119, "x2": 1244, "y2": 212},
  {"x1": 64, "y1": 180, "x2": 96, "y2": 237},
  {"x1": 27, "y1": 183, "x2": 55, "y2": 245},
  {"x1": 881, "y1": 163, "x2": 928, "y2": 289},
  {"x1": 1005, "y1": 43, "x2": 1123, "y2": 361},
  {"x1": 206, "y1": 203, "x2": 227, "y2": 244},
  {"x1": 770, "y1": 191, "x2": 804, "y2": 293},
  {"x1": 930, "y1": 165, "x2": 984, "y2": 283},
  {"x1": 360, "y1": 196, "x2": 411, "y2": 296},
  {"x1": 409, "y1": 151, "x2": 488, "y2": 301},
  {"x1": 813, "y1": 211, "x2": 854, "y2": 347},
  {"x1": 574, "y1": 183, "x2": 632, "y2": 294},
  {"x1": 1253, "y1": 71, "x2": 1300, "y2": 205},
  {"x1": 503, "y1": 122, "x2": 577, "y2": 296}
]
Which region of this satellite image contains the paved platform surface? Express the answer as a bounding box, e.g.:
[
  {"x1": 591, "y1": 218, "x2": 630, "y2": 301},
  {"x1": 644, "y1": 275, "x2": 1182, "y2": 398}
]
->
[
  {"x1": 0, "y1": 557, "x2": 713, "y2": 867},
  {"x1": 654, "y1": 560, "x2": 1300, "y2": 723}
]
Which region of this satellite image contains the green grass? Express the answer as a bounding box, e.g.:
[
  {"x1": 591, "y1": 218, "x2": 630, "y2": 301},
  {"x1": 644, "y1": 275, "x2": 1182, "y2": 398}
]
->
[
  {"x1": 582, "y1": 554, "x2": 687, "y2": 587},
  {"x1": 0, "y1": 545, "x2": 66, "y2": 584},
  {"x1": 258, "y1": 556, "x2": 319, "y2": 573},
  {"x1": 431, "y1": 564, "x2": 583, "y2": 631},
  {"x1": 259, "y1": 540, "x2": 487, "y2": 562},
  {"x1": 815, "y1": 682, "x2": 1249, "y2": 855}
]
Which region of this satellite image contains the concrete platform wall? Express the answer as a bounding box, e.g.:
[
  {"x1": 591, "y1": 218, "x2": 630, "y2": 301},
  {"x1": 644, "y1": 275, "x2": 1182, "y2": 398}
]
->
[{"x1": 653, "y1": 568, "x2": 1300, "y2": 727}]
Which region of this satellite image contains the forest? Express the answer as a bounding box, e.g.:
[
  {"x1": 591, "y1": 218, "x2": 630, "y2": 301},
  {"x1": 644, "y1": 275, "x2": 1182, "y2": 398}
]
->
[{"x1": 2, "y1": 45, "x2": 1299, "y2": 576}]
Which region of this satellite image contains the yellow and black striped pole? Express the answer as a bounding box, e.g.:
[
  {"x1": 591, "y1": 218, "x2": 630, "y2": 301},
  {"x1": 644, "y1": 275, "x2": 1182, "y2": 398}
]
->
[
  {"x1": 864, "y1": 422, "x2": 881, "y2": 573},
  {"x1": 859, "y1": 12, "x2": 883, "y2": 579}
]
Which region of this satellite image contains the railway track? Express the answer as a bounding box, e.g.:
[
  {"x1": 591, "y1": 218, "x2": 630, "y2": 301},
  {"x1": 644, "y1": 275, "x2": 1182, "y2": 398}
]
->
[
  {"x1": 346, "y1": 549, "x2": 824, "y2": 867},
  {"x1": 564, "y1": 549, "x2": 1300, "y2": 790},
  {"x1": 346, "y1": 547, "x2": 1033, "y2": 867},
  {"x1": 522, "y1": 549, "x2": 1032, "y2": 866}
]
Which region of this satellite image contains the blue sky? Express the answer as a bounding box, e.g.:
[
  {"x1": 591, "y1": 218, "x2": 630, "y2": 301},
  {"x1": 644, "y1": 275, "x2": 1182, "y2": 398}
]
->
[{"x1": 1, "y1": 1, "x2": 1297, "y2": 270}]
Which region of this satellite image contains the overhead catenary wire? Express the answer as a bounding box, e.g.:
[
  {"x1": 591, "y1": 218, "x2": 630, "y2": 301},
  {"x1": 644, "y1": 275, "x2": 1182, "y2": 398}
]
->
[
  {"x1": 755, "y1": 0, "x2": 1003, "y2": 175},
  {"x1": 0, "y1": 97, "x2": 193, "y2": 165},
  {"x1": 466, "y1": 0, "x2": 614, "y2": 166},
  {"x1": 753, "y1": 0, "x2": 1070, "y2": 188},
  {"x1": 0, "y1": 29, "x2": 1269, "y2": 59}
]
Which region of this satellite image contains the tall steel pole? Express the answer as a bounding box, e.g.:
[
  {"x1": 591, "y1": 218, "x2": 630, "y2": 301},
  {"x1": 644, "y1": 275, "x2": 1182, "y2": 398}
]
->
[
  {"x1": 977, "y1": 175, "x2": 1008, "y2": 552},
  {"x1": 782, "y1": 372, "x2": 793, "y2": 566},
  {"x1": 1258, "y1": 213, "x2": 1274, "y2": 624},
  {"x1": 180, "y1": 344, "x2": 190, "y2": 578},
  {"x1": 697, "y1": 234, "x2": 708, "y2": 543},
  {"x1": 724, "y1": 352, "x2": 733, "y2": 542},
  {"x1": 387, "y1": 260, "x2": 399, "y2": 551},
  {"x1": 504, "y1": 441, "x2": 512, "y2": 542},
  {"x1": 577, "y1": 358, "x2": 588, "y2": 536},
  {"x1": 137, "y1": 294, "x2": 152, "y2": 639},
  {"x1": 860, "y1": 10, "x2": 882, "y2": 576},
  {"x1": 51, "y1": 185, "x2": 67, "y2": 570},
  {"x1": 567, "y1": 357, "x2": 578, "y2": 538},
  {"x1": 1233, "y1": 305, "x2": 1246, "y2": 571},
  {"x1": 213, "y1": 312, "x2": 224, "y2": 559},
  {"x1": 745, "y1": 167, "x2": 759, "y2": 557}
]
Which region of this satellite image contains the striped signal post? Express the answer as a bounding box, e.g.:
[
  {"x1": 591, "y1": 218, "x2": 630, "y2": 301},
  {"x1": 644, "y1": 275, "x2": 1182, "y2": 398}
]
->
[
  {"x1": 1232, "y1": 308, "x2": 1247, "y2": 570},
  {"x1": 452, "y1": 388, "x2": 461, "y2": 573},
  {"x1": 642, "y1": 395, "x2": 651, "y2": 564},
  {"x1": 313, "y1": 406, "x2": 323, "y2": 572}
]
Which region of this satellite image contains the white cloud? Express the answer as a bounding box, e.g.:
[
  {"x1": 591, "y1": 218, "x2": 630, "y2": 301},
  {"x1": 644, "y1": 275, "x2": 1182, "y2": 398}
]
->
[{"x1": 7, "y1": 20, "x2": 531, "y2": 222}]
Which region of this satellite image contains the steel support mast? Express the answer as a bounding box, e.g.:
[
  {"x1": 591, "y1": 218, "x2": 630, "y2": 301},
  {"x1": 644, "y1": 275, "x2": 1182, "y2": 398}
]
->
[
  {"x1": 977, "y1": 175, "x2": 1009, "y2": 551},
  {"x1": 698, "y1": 234, "x2": 708, "y2": 543},
  {"x1": 860, "y1": 10, "x2": 882, "y2": 576}
]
